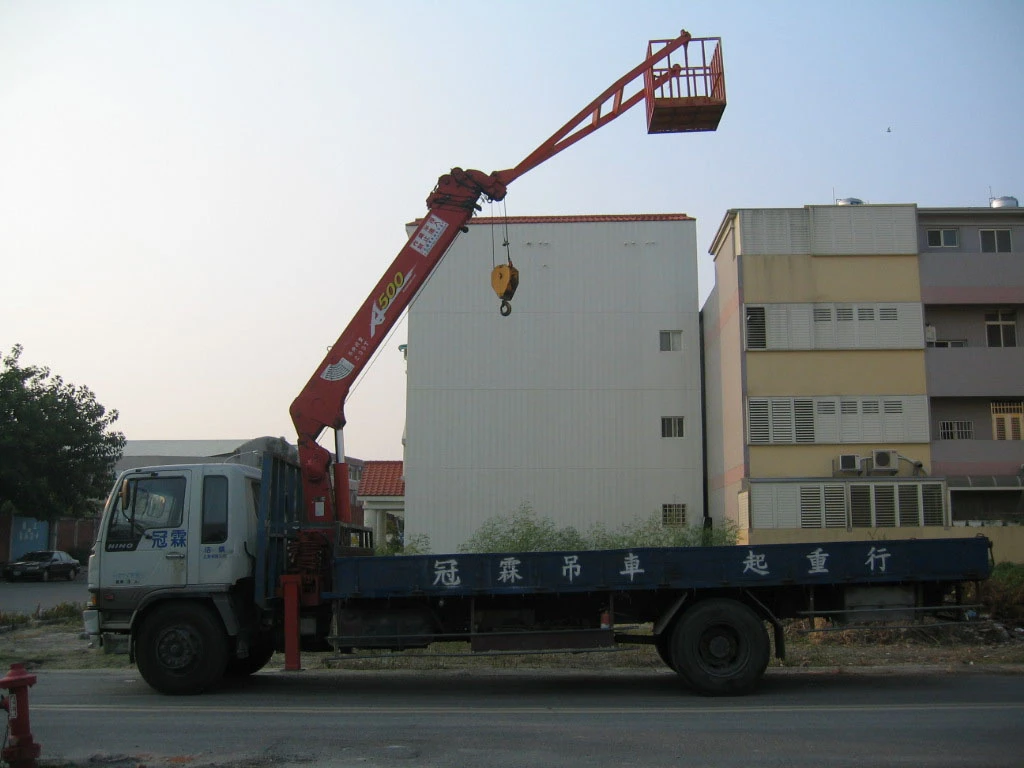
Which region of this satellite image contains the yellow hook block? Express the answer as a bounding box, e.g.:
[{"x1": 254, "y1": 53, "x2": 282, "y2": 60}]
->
[
  {"x1": 491, "y1": 263, "x2": 519, "y2": 301},
  {"x1": 491, "y1": 263, "x2": 520, "y2": 316}
]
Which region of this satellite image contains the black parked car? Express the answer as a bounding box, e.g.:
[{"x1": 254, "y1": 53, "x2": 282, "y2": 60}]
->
[{"x1": 2, "y1": 550, "x2": 80, "y2": 582}]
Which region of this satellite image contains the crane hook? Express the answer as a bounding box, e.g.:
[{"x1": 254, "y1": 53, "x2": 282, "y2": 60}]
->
[{"x1": 491, "y1": 263, "x2": 519, "y2": 318}]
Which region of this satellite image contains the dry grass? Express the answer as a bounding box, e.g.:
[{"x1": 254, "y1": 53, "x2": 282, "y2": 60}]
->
[
  {"x1": 779, "y1": 618, "x2": 1024, "y2": 668},
  {"x1": 0, "y1": 623, "x2": 130, "y2": 670}
]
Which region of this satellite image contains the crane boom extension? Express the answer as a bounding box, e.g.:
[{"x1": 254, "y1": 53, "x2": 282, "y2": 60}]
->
[{"x1": 290, "y1": 29, "x2": 720, "y2": 526}]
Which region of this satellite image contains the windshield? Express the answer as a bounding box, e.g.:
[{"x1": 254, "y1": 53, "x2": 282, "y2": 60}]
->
[{"x1": 21, "y1": 551, "x2": 53, "y2": 562}]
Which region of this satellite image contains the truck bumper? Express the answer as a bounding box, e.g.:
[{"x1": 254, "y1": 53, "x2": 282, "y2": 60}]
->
[{"x1": 82, "y1": 608, "x2": 100, "y2": 636}]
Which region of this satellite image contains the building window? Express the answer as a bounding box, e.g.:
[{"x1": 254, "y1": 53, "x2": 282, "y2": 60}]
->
[
  {"x1": 745, "y1": 307, "x2": 766, "y2": 349},
  {"x1": 985, "y1": 310, "x2": 1017, "y2": 347},
  {"x1": 747, "y1": 302, "x2": 921, "y2": 351},
  {"x1": 927, "y1": 339, "x2": 967, "y2": 348},
  {"x1": 939, "y1": 420, "x2": 974, "y2": 440},
  {"x1": 787, "y1": 482, "x2": 945, "y2": 530},
  {"x1": 980, "y1": 229, "x2": 1011, "y2": 253},
  {"x1": 662, "y1": 504, "x2": 686, "y2": 527},
  {"x1": 659, "y1": 330, "x2": 682, "y2": 351},
  {"x1": 991, "y1": 403, "x2": 1023, "y2": 441},
  {"x1": 748, "y1": 395, "x2": 929, "y2": 445},
  {"x1": 850, "y1": 483, "x2": 945, "y2": 528},
  {"x1": 926, "y1": 229, "x2": 958, "y2": 247},
  {"x1": 661, "y1": 417, "x2": 685, "y2": 438}
]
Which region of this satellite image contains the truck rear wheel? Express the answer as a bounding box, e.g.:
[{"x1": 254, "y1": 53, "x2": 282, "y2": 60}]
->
[
  {"x1": 226, "y1": 632, "x2": 275, "y2": 677},
  {"x1": 670, "y1": 598, "x2": 769, "y2": 696},
  {"x1": 654, "y1": 632, "x2": 677, "y2": 671},
  {"x1": 136, "y1": 603, "x2": 228, "y2": 695}
]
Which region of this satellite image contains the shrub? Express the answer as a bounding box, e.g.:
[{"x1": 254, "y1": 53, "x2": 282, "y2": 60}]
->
[
  {"x1": 980, "y1": 561, "x2": 1024, "y2": 624},
  {"x1": 376, "y1": 533, "x2": 433, "y2": 556},
  {"x1": 41, "y1": 601, "x2": 87, "y2": 621},
  {"x1": 459, "y1": 505, "x2": 738, "y2": 553},
  {"x1": 401, "y1": 533, "x2": 433, "y2": 555},
  {"x1": 586, "y1": 515, "x2": 739, "y2": 549},
  {"x1": 0, "y1": 601, "x2": 84, "y2": 625},
  {"x1": 459, "y1": 504, "x2": 588, "y2": 553},
  {"x1": 0, "y1": 611, "x2": 30, "y2": 628}
]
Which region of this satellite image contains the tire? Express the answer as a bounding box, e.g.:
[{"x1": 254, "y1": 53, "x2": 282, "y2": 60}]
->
[
  {"x1": 68, "y1": 568, "x2": 78, "y2": 581},
  {"x1": 226, "y1": 631, "x2": 275, "y2": 677},
  {"x1": 136, "y1": 603, "x2": 228, "y2": 695},
  {"x1": 654, "y1": 632, "x2": 677, "y2": 671},
  {"x1": 670, "y1": 598, "x2": 770, "y2": 697}
]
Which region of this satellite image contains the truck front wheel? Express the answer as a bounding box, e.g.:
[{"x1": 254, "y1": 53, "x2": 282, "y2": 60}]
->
[
  {"x1": 226, "y1": 631, "x2": 276, "y2": 677},
  {"x1": 136, "y1": 603, "x2": 228, "y2": 695},
  {"x1": 670, "y1": 598, "x2": 769, "y2": 696}
]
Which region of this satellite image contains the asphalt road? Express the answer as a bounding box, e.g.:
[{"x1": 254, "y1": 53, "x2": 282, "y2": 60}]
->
[
  {"x1": 0, "y1": 572, "x2": 90, "y2": 614},
  {"x1": 19, "y1": 667, "x2": 1024, "y2": 768}
]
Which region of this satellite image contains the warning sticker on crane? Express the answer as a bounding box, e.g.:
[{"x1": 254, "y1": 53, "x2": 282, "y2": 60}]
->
[
  {"x1": 321, "y1": 357, "x2": 355, "y2": 381},
  {"x1": 410, "y1": 214, "x2": 449, "y2": 256}
]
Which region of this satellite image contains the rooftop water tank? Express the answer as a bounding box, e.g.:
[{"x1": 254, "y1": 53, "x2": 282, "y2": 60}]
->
[{"x1": 990, "y1": 196, "x2": 1019, "y2": 208}]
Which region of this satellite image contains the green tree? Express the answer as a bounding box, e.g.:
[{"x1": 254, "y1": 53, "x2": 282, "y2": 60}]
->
[{"x1": 0, "y1": 345, "x2": 125, "y2": 521}]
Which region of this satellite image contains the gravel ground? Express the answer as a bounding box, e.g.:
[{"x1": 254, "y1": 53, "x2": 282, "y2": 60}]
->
[{"x1": 2, "y1": 618, "x2": 1023, "y2": 674}]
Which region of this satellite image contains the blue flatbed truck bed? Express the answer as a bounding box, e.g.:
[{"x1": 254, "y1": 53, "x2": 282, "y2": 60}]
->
[
  {"x1": 314, "y1": 537, "x2": 992, "y2": 695},
  {"x1": 328, "y1": 537, "x2": 991, "y2": 599},
  {"x1": 251, "y1": 455, "x2": 992, "y2": 696}
]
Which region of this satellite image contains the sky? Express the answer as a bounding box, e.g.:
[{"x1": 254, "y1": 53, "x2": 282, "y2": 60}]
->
[{"x1": 2, "y1": 0, "x2": 1022, "y2": 461}]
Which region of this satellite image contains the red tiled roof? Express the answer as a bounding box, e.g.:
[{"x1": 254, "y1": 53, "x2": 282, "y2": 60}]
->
[
  {"x1": 467, "y1": 214, "x2": 693, "y2": 224},
  {"x1": 358, "y1": 460, "x2": 404, "y2": 497},
  {"x1": 410, "y1": 213, "x2": 692, "y2": 226}
]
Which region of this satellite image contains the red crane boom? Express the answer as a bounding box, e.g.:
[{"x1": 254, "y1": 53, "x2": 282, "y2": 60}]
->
[{"x1": 289, "y1": 29, "x2": 725, "y2": 528}]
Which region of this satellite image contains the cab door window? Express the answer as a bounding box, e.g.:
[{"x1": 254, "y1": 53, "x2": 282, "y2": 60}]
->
[{"x1": 202, "y1": 475, "x2": 229, "y2": 544}]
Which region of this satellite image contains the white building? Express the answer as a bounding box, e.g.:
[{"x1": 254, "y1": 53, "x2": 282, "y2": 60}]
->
[{"x1": 403, "y1": 214, "x2": 704, "y2": 553}]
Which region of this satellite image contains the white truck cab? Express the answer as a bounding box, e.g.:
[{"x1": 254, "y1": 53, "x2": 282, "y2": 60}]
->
[{"x1": 84, "y1": 463, "x2": 269, "y2": 693}]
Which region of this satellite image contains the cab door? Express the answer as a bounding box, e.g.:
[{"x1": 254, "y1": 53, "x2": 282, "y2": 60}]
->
[
  {"x1": 97, "y1": 469, "x2": 192, "y2": 608},
  {"x1": 192, "y1": 468, "x2": 262, "y2": 588}
]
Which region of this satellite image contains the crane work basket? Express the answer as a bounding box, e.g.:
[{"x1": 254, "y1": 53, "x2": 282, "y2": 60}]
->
[{"x1": 645, "y1": 36, "x2": 726, "y2": 133}]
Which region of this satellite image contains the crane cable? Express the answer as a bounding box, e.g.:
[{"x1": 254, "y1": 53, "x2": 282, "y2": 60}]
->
[
  {"x1": 489, "y1": 199, "x2": 518, "y2": 316},
  {"x1": 488, "y1": 199, "x2": 513, "y2": 267}
]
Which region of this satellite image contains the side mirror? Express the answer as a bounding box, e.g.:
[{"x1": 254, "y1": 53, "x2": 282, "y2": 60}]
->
[{"x1": 119, "y1": 479, "x2": 131, "y2": 511}]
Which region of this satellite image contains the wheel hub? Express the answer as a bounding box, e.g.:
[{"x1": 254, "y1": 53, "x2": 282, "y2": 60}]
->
[
  {"x1": 708, "y1": 634, "x2": 734, "y2": 659},
  {"x1": 699, "y1": 625, "x2": 740, "y2": 669},
  {"x1": 157, "y1": 627, "x2": 200, "y2": 671}
]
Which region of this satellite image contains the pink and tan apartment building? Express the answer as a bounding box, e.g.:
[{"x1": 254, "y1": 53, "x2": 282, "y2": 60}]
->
[{"x1": 702, "y1": 200, "x2": 1024, "y2": 561}]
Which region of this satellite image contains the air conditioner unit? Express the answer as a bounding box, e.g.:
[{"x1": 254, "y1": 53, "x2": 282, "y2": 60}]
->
[
  {"x1": 837, "y1": 454, "x2": 861, "y2": 473},
  {"x1": 924, "y1": 325, "x2": 937, "y2": 343},
  {"x1": 871, "y1": 449, "x2": 900, "y2": 473}
]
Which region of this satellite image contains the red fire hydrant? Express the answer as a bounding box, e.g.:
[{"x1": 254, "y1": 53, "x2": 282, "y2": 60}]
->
[{"x1": 1, "y1": 663, "x2": 41, "y2": 768}]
